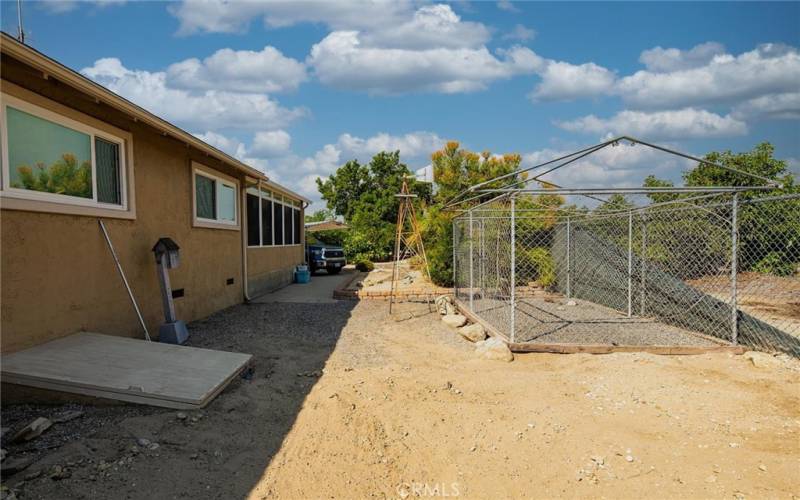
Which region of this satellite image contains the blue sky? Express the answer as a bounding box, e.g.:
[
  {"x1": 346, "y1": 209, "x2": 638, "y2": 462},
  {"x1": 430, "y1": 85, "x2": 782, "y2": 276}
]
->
[{"x1": 3, "y1": 0, "x2": 799, "y2": 206}]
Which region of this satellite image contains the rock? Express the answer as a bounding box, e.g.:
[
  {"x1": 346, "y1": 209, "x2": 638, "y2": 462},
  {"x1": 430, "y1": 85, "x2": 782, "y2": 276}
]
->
[
  {"x1": 176, "y1": 412, "x2": 188, "y2": 420},
  {"x1": 10, "y1": 417, "x2": 52, "y2": 443},
  {"x1": 442, "y1": 314, "x2": 468, "y2": 328},
  {"x1": 136, "y1": 438, "x2": 151, "y2": 447},
  {"x1": 49, "y1": 465, "x2": 71, "y2": 481},
  {"x1": 435, "y1": 295, "x2": 455, "y2": 316},
  {"x1": 744, "y1": 351, "x2": 780, "y2": 369},
  {"x1": 625, "y1": 455, "x2": 634, "y2": 462},
  {"x1": 51, "y1": 410, "x2": 84, "y2": 424},
  {"x1": 758, "y1": 464, "x2": 767, "y2": 472},
  {"x1": 475, "y1": 337, "x2": 514, "y2": 362},
  {"x1": 458, "y1": 323, "x2": 486, "y2": 342},
  {"x1": 566, "y1": 300, "x2": 577, "y2": 306}
]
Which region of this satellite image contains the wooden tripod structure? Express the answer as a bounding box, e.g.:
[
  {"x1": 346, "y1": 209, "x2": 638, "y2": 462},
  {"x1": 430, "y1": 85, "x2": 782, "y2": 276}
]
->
[{"x1": 389, "y1": 177, "x2": 430, "y2": 314}]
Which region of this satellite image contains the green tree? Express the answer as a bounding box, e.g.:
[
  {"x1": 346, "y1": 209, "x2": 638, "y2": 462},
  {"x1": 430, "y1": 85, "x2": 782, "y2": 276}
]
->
[
  {"x1": 316, "y1": 151, "x2": 431, "y2": 261},
  {"x1": 305, "y1": 209, "x2": 334, "y2": 223},
  {"x1": 643, "y1": 142, "x2": 799, "y2": 276},
  {"x1": 422, "y1": 142, "x2": 525, "y2": 286}
]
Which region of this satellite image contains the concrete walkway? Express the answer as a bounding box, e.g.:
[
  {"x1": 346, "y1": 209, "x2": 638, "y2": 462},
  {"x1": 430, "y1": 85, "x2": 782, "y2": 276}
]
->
[{"x1": 252, "y1": 269, "x2": 354, "y2": 304}]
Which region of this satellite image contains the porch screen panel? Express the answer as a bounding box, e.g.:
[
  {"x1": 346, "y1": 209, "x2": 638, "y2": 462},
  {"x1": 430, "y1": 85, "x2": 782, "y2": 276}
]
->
[
  {"x1": 293, "y1": 208, "x2": 301, "y2": 245},
  {"x1": 246, "y1": 190, "x2": 260, "y2": 246},
  {"x1": 273, "y1": 202, "x2": 284, "y2": 245},
  {"x1": 261, "y1": 198, "x2": 273, "y2": 245},
  {"x1": 284, "y1": 204, "x2": 293, "y2": 244}
]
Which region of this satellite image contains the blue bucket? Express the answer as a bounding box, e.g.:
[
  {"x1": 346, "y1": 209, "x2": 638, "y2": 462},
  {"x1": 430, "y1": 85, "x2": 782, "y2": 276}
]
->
[{"x1": 295, "y1": 266, "x2": 310, "y2": 284}]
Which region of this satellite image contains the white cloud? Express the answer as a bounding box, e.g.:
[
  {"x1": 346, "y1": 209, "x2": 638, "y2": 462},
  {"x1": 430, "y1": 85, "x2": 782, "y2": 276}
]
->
[
  {"x1": 732, "y1": 92, "x2": 800, "y2": 121},
  {"x1": 37, "y1": 0, "x2": 126, "y2": 14},
  {"x1": 556, "y1": 108, "x2": 748, "y2": 140},
  {"x1": 170, "y1": 0, "x2": 415, "y2": 35},
  {"x1": 251, "y1": 130, "x2": 292, "y2": 157},
  {"x1": 360, "y1": 4, "x2": 490, "y2": 50},
  {"x1": 308, "y1": 31, "x2": 542, "y2": 94},
  {"x1": 166, "y1": 46, "x2": 307, "y2": 93},
  {"x1": 639, "y1": 42, "x2": 726, "y2": 73},
  {"x1": 497, "y1": 0, "x2": 520, "y2": 13},
  {"x1": 81, "y1": 58, "x2": 307, "y2": 131},
  {"x1": 618, "y1": 43, "x2": 800, "y2": 109},
  {"x1": 502, "y1": 24, "x2": 536, "y2": 42},
  {"x1": 193, "y1": 131, "x2": 247, "y2": 159},
  {"x1": 337, "y1": 131, "x2": 445, "y2": 159},
  {"x1": 530, "y1": 60, "x2": 616, "y2": 102}
]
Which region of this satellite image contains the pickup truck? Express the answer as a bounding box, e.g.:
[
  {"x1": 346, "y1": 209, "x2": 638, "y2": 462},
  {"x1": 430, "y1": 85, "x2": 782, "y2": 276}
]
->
[{"x1": 306, "y1": 244, "x2": 346, "y2": 275}]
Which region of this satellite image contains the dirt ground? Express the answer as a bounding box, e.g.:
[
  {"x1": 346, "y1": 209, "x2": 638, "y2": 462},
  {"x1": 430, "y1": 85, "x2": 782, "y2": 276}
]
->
[{"x1": 2, "y1": 297, "x2": 799, "y2": 499}]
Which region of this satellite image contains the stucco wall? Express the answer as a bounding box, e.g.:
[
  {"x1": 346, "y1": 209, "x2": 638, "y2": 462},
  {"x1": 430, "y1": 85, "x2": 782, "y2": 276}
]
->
[
  {"x1": 0, "y1": 58, "x2": 248, "y2": 352},
  {"x1": 247, "y1": 245, "x2": 305, "y2": 297}
]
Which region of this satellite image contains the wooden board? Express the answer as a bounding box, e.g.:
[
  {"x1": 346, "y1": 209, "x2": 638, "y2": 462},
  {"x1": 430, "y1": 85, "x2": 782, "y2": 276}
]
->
[{"x1": 1, "y1": 333, "x2": 252, "y2": 409}]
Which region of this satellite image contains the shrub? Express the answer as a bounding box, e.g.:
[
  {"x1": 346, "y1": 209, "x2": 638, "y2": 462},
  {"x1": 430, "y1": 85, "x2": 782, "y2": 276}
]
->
[
  {"x1": 355, "y1": 260, "x2": 375, "y2": 272},
  {"x1": 517, "y1": 247, "x2": 556, "y2": 287},
  {"x1": 751, "y1": 251, "x2": 797, "y2": 277}
]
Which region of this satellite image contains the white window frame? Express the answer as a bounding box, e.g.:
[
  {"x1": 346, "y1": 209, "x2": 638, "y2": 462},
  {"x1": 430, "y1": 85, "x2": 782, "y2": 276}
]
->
[
  {"x1": 0, "y1": 92, "x2": 128, "y2": 211},
  {"x1": 192, "y1": 163, "x2": 239, "y2": 230},
  {"x1": 247, "y1": 188, "x2": 302, "y2": 248}
]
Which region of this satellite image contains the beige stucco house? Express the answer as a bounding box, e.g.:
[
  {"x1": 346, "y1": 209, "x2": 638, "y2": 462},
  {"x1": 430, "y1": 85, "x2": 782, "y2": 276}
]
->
[{"x1": 0, "y1": 33, "x2": 309, "y2": 353}]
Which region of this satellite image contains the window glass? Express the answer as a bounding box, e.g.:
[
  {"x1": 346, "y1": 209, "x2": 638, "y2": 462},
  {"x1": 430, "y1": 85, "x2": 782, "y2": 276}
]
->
[
  {"x1": 7, "y1": 106, "x2": 93, "y2": 199},
  {"x1": 246, "y1": 189, "x2": 260, "y2": 246},
  {"x1": 95, "y1": 137, "x2": 121, "y2": 205},
  {"x1": 293, "y1": 208, "x2": 301, "y2": 245},
  {"x1": 218, "y1": 183, "x2": 235, "y2": 221},
  {"x1": 283, "y1": 204, "x2": 293, "y2": 244},
  {"x1": 273, "y1": 201, "x2": 283, "y2": 245},
  {"x1": 195, "y1": 174, "x2": 216, "y2": 219},
  {"x1": 261, "y1": 198, "x2": 273, "y2": 245}
]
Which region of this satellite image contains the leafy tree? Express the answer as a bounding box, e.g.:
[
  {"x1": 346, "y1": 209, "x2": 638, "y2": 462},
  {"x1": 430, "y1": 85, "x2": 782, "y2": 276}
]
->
[
  {"x1": 422, "y1": 142, "x2": 524, "y2": 286},
  {"x1": 316, "y1": 151, "x2": 431, "y2": 261},
  {"x1": 643, "y1": 142, "x2": 799, "y2": 276},
  {"x1": 13, "y1": 153, "x2": 92, "y2": 198},
  {"x1": 305, "y1": 209, "x2": 334, "y2": 223}
]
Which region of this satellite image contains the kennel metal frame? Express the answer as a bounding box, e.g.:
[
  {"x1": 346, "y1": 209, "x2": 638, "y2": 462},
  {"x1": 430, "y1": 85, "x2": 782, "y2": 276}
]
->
[{"x1": 450, "y1": 137, "x2": 800, "y2": 356}]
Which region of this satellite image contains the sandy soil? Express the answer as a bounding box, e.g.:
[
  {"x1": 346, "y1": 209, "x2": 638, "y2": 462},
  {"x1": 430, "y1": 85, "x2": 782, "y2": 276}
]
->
[
  {"x1": 690, "y1": 272, "x2": 800, "y2": 338},
  {"x1": 2, "y1": 300, "x2": 799, "y2": 499}
]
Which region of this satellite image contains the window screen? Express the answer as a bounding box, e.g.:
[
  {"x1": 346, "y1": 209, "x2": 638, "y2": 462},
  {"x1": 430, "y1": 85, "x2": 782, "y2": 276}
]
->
[
  {"x1": 195, "y1": 174, "x2": 216, "y2": 219},
  {"x1": 294, "y1": 208, "x2": 301, "y2": 245},
  {"x1": 284, "y1": 204, "x2": 293, "y2": 244},
  {"x1": 261, "y1": 198, "x2": 273, "y2": 245},
  {"x1": 218, "y1": 183, "x2": 236, "y2": 221},
  {"x1": 273, "y1": 202, "x2": 283, "y2": 245},
  {"x1": 7, "y1": 106, "x2": 93, "y2": 199},
  {"x1": 246, "y1": 191, "x2": 260, "y2": 246},
  {"x1": 95, "y1": 138, "x2": 121, "y2": 205}
]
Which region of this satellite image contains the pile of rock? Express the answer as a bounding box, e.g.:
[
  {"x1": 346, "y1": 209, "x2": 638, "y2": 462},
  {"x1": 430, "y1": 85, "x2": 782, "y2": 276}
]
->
[{"x1": 435, "y1": 295, "x2": 514, "y2": 362}]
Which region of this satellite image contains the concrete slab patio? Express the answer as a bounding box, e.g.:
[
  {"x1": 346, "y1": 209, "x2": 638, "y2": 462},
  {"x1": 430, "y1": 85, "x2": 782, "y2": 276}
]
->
[{"x1": 252, "y1": 268, "x2": 354, "y2": 304}]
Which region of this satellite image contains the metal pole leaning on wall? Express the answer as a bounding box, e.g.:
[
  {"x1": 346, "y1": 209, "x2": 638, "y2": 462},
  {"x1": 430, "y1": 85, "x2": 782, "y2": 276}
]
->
[
  {"x1": 510, "y1": 196, "x2": 516, "y2": 343},
  {"x1": 640, "y1": 214, "x2": 647, "y2": 316},
  {"x1": 469, "y1": 210, "x2": 474, "y2": 312},
  {"x1": 731, "y1": 194, "x2": 739, "y2": 344},
  {"x1": 566, "y1": 217, "x2": 571, "y2": 298},
  {"x1": 627, "y1": 210, "x2": 633, "y2": 318}
]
